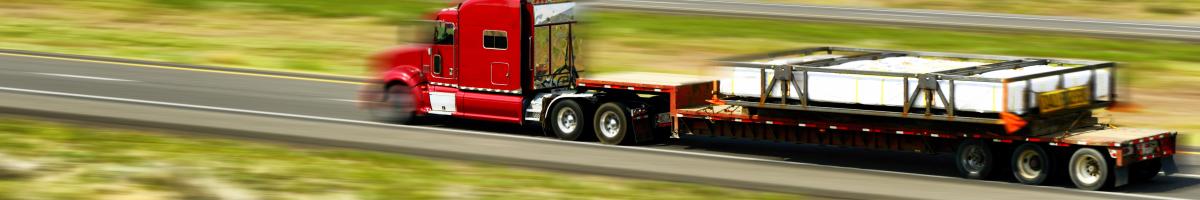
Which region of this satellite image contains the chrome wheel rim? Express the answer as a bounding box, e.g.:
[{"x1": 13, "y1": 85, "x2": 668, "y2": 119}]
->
[
  {"x1": 599, "y1": 111, "x2": 620, "y2": 138},
  {"x1": 1017, "y1": 150, "x2": 1043, "y2": 180},
  {"x1": 1074, "y1": 155, "x2": 1102, "y2": 184},
  {"x1": 555, "y1": 107, "x2": 577, "y2": 134}
]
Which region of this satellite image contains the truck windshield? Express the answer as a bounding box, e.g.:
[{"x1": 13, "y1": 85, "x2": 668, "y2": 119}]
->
[{"x1": 532, "y1": 23, "x2": 579, "y2": 90}]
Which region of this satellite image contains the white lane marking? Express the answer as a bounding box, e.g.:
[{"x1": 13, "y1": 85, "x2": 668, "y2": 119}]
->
[
  {"x1": 849, "y1": 12, "x2": 935, "y2": 18},
  {"x1": 612, "y1": 0, "x2": 688, "y2": 5},
  {"x1": 33, "y1": 73, "x2": 137, "y2": 82},
  {"x1": 1163, "y1": 172, "x2": 1200, "y2": 179},
  {"x1": 1129, "y1": 27, "x2": 1200, "y2": 33},
  {"x1": 649, "y1": 0, "x2": 1200, "y2": 29},
  {"x1": 587, "y1": 2, "x2": 1200, "y2": 40},
  {"x1": 328, "y1": 99, "x2": 367, "y2": 104},
  {"x1": 0, "y1": 86, "x2": 1190, "y2": 200}
]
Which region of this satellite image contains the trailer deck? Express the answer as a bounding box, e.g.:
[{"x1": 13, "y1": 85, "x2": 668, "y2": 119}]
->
[{"x1": 677, "y1": 104, "x2": 1175, "y2": 154}]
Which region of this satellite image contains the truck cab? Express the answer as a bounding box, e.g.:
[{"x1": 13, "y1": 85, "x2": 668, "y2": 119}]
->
[{"x1": 366, "y1": 0, "x2": 581, "y2": 125}]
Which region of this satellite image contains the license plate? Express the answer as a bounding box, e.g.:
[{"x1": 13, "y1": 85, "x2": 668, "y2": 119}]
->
[
  {"x1": 1137, "y1": 141, "x2": 1159, "y2": 156},
  {"x1": 656, "y1": 112, "x2": 673, "y2": 127}
]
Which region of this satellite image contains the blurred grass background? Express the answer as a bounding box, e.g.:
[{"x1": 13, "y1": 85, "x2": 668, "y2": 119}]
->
[
  {"x1": 0, "y1": 118, "x2": 804, "y2": 199},
  {"x1": 761, "y1": 0, "x2": 1200, "y2": 22},
  {"x1": 2, "y1": 0, "x2": 1198, "y2": 82}
]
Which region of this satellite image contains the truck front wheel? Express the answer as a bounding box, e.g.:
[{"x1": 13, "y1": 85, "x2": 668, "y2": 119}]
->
[
  {"x1": 594, "y1": 102, "x2": 629, "y2": 145},
  {"x1": 1069, "y1": 148, "x2": 1110, "y2": 190},
  {"x1": 371, "y1": 85, "x2": 417, "y2": 124},
  {"x1": 549, "y1": 100, "x2": 589, "y2": 141},
  {"x1": 955, "y1": 140, "x2": 994, "y2": 179}
]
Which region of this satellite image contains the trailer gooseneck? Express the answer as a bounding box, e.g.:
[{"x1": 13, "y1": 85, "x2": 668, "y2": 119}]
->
[{"x1": 361, "y1": 0, "x2": 1178, "y2": 191}]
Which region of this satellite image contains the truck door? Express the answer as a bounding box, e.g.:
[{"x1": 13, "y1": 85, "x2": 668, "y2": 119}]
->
[
  {"x1": 452, "y1": 3, "x2": 527, "y2": 124},
  {"x1": 427, "y1": 20, "x2": 459, "y2": 115}
]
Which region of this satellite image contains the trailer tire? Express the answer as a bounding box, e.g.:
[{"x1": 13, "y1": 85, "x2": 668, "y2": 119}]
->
[
  {"x1": 594, "y1": 102, "x2": 629, "y2": 145},
  {"x1": 1069, "y1": 148, "x2": 1110, "y2": 190},
  {"x1": 549, "y1": 100, "x2": 589, "y2": 141},
  {"x1": 955, "y1": 140, "x2": 994, "y2": 179},
  {"x1": 1012, "y1": 143, "x2": 1051, "y2": 185},
  {"x1": 371, "y1": 85, "x2": 417, "y2": 124}
]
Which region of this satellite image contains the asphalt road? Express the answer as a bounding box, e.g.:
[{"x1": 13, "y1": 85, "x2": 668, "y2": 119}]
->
[
  {"x1": 1, "y1": 51, "x2": 1199, "y2": 199},
  {"x1": 584, "y1": 0, "x2": 1200, "y2": 42}
]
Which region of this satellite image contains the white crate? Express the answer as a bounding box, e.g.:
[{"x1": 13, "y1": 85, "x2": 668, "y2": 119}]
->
[{"x1": 718, "y1": 58, "x2": 1112, "y2": 114}]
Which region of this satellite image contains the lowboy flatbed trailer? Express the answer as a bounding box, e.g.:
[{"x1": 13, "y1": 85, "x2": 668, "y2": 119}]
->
[
  {"x1": 363, "y1": 0, "x2": 1177, "y2": 191},
  {"x1": 568, "y1": 47, "x2": 1178, "y2": 190}
]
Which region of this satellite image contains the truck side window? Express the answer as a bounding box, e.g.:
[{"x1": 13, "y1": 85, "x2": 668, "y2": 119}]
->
[
  {"x1": 483, "y1": 30, "x2": 508, "y2": 50},
  {"x1": 432, "y1": 55, "x2": 443, "y2": 75},
  {"x1": 434, "y1": 22, "x2": 455, "y2": 45}
]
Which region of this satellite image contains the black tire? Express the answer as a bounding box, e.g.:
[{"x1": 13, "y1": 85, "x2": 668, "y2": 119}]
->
[
  {"x1": 955, "y1": 140, "x2": 994, "y2": 179},
  {"x1": 593, "y1": 102, "x2": 629, "y2": 145},
  {"x1": 1012, "y1": 143, "x2": 1052, "y2": 185},
  {"x1": 1130, "y1": 158, "x2": 1162, "y2": 183},
  {"x1": 549, "y1": 100, "x2": 589, "y2": 141},
  {"x1": 1069, "y1": 148, "x2": 1110, "y2": 191},
  {"x1": 371, "y1": 85, "x2": 417, "y2": 124}
]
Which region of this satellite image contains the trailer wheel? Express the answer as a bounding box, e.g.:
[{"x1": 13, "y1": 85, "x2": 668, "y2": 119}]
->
[
  {"x1": 371, "y1": 85, "x2": 417, "y2": 124},
  {"x1": 1069, "y1": 148, "x2": 1110, "y2": 190},
  {"x1": 1012, "y1": 143, "x2": 1051, "y2": 185},
  {"x1": 955, "y1": 140, "x2": 994, "y2": 179},
  {"x1": 593, "y1": 102, "x2": 629, "y2": 145},
  {"x1": 549, "y1": 100, "x2": 589, "y2": 141}
]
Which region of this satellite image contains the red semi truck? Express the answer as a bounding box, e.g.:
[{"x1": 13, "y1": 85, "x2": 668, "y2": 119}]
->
[{"x1": 360, "y1": 0, "x2": 1179, "y2": 190}]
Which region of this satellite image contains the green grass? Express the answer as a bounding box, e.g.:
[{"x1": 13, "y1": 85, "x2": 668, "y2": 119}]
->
[
  {"x1": 0, "y1": 118, "x2": 803, "y2": 199},
  {"x1": 0, "y1": 0, "x2": 442, "y2": 76},
  {"x1": 141, "y1": 0, "x2": 440, "y2": 23},
  {"x1": 760, "y1": 0, "x2": 1200, "y2": 22}
]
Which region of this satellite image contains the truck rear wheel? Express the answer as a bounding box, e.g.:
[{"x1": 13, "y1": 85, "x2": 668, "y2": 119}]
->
[
  {"x1": 371, "y1": 85, "x2": 417, "y2": 124},
  {"x1": 594, "y1": 102, "x2": 629, "y2": 145},
  {"x1": 1069, "y1": 148, "x2": 1110, "y2": 190},
  {"x1": 549, "y1": 100, "x2": 589, "y2": 141},
  {"x1": 1012, "y1": 143, "x2": 1051, "y2": 185},
  {"x1": 955, "y1": 140, "x2": 994, "y2": 179}
]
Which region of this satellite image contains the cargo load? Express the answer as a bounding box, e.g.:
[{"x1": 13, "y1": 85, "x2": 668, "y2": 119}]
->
[{"x1": 718, "y1": 47, "x2": 1114, "y2": 115}]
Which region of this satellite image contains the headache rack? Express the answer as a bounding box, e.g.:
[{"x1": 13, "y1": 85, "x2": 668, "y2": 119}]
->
[{"x1": 717, "y1": 47, "x2": 1117, "y2": 125}]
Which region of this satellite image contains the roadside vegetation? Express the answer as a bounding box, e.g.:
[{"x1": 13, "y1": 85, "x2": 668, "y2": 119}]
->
[
  {"x1": 0, "y1": 118, "x2": 803, "y2": 199},
  {"x1": 761, "y1": 0, "x2": 1200, "y2": 22},
  {"x1": 0, "y1": 1, "x2": 1196, "y2": 143}
]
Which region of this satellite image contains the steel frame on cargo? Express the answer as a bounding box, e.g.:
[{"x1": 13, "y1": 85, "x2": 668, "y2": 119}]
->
[{"x1": 717, "y1": 46, "x2": 1117, "y2": 124}]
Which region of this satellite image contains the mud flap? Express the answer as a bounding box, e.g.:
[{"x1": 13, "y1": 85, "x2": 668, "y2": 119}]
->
[
  {"x1": 1114, "y1": 166, "x2": 1129, "y2": 187},
  {"x1": 1162, "y1": 155, "x2": 1179, "y2": 175},
  {"x1": 631, "y1": 112, "x2": 657, "y2": 144}
]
